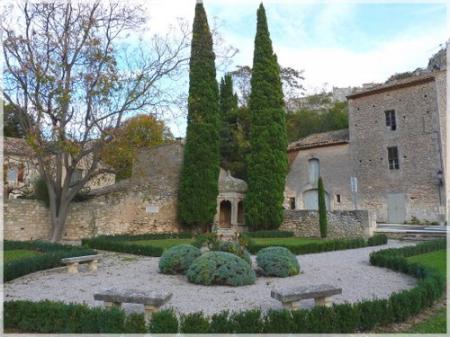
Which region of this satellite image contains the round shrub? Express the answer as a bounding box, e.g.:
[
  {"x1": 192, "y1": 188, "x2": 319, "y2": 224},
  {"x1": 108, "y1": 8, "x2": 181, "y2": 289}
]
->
[
  {"x1": 256, "y1": 246, "x2": 300, "y2": 277},
  {"x1": 159, "y1": 244, "x2": 201, "y2": 274},
  {"x1": 215, "y1": 241, "x2": 252, "y2": 265},
  {"x1": 186, "y1": 251, "x2": 256, "y2": 286}
]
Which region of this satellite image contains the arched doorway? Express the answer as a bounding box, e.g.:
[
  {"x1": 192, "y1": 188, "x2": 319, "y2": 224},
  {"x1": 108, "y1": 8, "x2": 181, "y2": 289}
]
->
[
  {"x1": 219, "y1": 200, "x2": 232, "y2": 228},
  {"x1": 237, "y1": 201, "x2": 244, "y2": 224}
]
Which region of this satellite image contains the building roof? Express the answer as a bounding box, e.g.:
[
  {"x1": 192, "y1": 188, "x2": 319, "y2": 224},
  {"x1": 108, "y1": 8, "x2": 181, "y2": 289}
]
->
[
  {"x1": 346, "y1": 72, "x2": 437, "y2": 99},
  {"x1": 287, "y1": 129, "x2": 349, "y2": 152},
  {"x1": 4, "y1": 137, "x2": 34, "y2": 156}
]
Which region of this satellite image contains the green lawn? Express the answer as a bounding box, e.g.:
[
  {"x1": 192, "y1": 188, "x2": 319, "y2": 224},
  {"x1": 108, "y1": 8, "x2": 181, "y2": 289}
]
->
[
  {"x1": 251, "y1": 237, "x2": 322, "y2": 246},
  {"x1": 4, "y1": 249, "x2": 42, "y2": 263},
  {"x1": 407, "y1": 308, "x2": 447, "y2": 333},
  {"x1": 405, "y1": 249, "x2": 447, "y2": 334},
  {"x1": 407, "y1": 249, "x2": 446, "y2": 277},
  {"x1": 129, "y1": 238, "x2": 193, "y2": 250}
]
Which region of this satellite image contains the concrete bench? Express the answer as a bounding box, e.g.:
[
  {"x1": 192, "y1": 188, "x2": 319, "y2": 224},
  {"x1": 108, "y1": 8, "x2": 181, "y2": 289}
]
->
[
  {"x1": 61, "y1": 254, "x2": 102, "y2": 273},
  {"x1": 271, "y1": 284, "x2": 342, "y2": 309},
  {"x1": 94, "y1": 288, "x2": 172, "y2": 321}
]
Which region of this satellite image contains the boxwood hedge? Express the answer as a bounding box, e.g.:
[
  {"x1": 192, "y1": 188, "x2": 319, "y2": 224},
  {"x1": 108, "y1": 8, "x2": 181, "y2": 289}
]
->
[
  {"x1": 81, "y1": 232, "x2": 192, "y2": 257},
  {"x1": 4, "y1": 241, "x2": 95, "y2": 282},
  {"x1": 5, "y1": 239, "x2": 445, "y2": 333}
]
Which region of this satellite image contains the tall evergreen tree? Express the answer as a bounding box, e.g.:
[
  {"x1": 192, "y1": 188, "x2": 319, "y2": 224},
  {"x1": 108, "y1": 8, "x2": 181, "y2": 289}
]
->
[
  {"x1": 318, "y1": 177, "x2": 328, "y2": 238},
  {"x1": 178, "y1": 0, "x2": 220, "y2": 229},
  {"x1": 245, "y1": 4, "x2": 288, "y2": 230},
  {"x1": 219, "y1": 74, "x2": 239, "y2": 173}
]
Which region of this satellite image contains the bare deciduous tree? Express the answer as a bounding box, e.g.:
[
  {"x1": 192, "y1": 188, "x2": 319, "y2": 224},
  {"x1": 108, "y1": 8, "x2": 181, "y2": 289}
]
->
[{"x1": 2, "y1": 1, "x2": 191, "y2": 241}]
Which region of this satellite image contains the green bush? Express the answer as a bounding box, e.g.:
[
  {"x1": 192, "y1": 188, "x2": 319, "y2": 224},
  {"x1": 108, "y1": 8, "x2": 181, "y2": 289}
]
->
[
  {"x1": 159, "y1": 244, "x2": 201, "y2": 274},
  {"x1": 148, "y1": 309, "x2": 178, "y2": 333},
  {"x1": 209, "y1": 311, "x2": 233, "y2": 333},
  {"x1": 4, "y1": 240, "x2": 95, "y2": 281},
  {"x1": 180, "y1": 312, "x2": 209, "y2": 333},
  {"x1": 230, "y1": 309, "x2": 264, "y2": 333},
  {"x1": 4, "y1": 300, "x2": 144, "y2": 333},
  {"x1": 368, "y1": 234, "x2": 388, "y2": 246},
  {"x1": 243, "y1": 230, "x2": 294, "y2": 238},
  {"x1": 192, "y1": 232, "x2": 219, "y2": 249},
  {"x1": 247, "y1": 237, "x2": 372, "y2": 255},
  {"x1": 213, "y1": 241, "x2": 252, "y2": 265},
  {"x1": 81, "y1": 232, "x2": 192, "y2": 257},
  {"x1": 318, "y1": 177, "x2": 328, "y2": 238},
  {"x1": 256, "y1": 246, "x2": 300, "y2": 277},
  {"x1": 186, "y1": 251, "x2": 256, "y2": 286},
  {"x1": 263, "y1": 309, "x2": 296, "y2": 333}
]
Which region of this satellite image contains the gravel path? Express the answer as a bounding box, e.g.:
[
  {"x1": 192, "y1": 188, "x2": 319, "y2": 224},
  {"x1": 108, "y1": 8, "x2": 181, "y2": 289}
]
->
[{"x1": 4, "y1": 240, "x2": 417, "y2": 316}]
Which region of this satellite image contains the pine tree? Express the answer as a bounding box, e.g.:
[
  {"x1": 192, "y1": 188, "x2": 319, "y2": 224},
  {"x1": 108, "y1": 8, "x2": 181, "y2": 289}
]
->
[
  {"x1": 318, "y1": 177, "x2": 328, "y2": 238},
  {"x1": 245, "y1": 4, "x2": 288, "y2": 230},
  {"x1": 219, "y1": 74, "x2": 239, "y2": 173},
  {"x1": 178, "y1": 1, "x2": 220, "y2": 229}
]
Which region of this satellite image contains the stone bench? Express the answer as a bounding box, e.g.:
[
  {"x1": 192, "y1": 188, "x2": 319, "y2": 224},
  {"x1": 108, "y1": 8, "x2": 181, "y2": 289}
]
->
[
  {"x1": 271, "y1": 284, "x2": 342, "y2": 309},
  {"x1": 61, "y1": 254, "x2": 102, "y2": 273},
  {"x1": 94, "y1": 288, "x2": 172, "y2": 321}
]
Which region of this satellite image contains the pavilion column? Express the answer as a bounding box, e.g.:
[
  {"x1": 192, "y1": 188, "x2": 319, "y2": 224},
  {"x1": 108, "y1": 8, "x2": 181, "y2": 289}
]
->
[{"x1": 231, "y1": 198, "x2": 238, "y2": 226}]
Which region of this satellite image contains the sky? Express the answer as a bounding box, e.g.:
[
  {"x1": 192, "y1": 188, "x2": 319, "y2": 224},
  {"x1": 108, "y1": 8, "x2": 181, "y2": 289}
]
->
[{"x1": 142, "y1": 0, "x2": 449, "y2": 136}]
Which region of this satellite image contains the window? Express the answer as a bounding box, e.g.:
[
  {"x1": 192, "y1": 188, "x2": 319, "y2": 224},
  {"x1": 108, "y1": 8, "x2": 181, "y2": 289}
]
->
[
  {"x1": 387, "y1": 146, "x2": 399, "y2": 170},
  {"x1": 385, "y1": 110, "x2": 396, "y2": 130},
  {"x1": 7, "y1": 167, "x2": 17, "y2": 183},
  {"x1": 336, "y1": 194, "x2": 341, "y2": 203},
  {"x1": 289, "y1": 197, "x2": 296, "y2": 210},
  {"x1": 308, "y1": 158, "x2": 320, "y2": 184}
]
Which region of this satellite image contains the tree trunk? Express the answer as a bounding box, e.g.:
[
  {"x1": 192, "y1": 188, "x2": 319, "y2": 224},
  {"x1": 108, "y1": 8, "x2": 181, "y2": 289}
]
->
[{"x1": 49, "y1": 201, "x2": 70, "y2": 242}]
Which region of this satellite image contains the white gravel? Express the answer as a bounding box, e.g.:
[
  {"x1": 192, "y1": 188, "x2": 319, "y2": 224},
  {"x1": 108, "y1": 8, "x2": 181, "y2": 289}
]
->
[{"x1": 4, "y1": 240, "x2": 417, "y2": 316}]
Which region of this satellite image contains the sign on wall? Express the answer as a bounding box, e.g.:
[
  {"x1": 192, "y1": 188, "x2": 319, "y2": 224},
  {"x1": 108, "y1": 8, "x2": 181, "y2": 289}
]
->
[{"x1": 146, "y1": 204, "x2": 160, "y2": 214}]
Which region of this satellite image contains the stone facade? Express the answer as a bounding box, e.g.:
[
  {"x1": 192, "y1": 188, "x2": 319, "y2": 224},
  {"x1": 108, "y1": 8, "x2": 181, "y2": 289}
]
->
[
  {"x1": 286, "y1": 69, "x2": 447, "y2": 225},
  {"x1": 348, "y1": 72, "x2": 446, "y2": 223},
  {"x1": 280, "y1": 210, "x2": 376, "y2": 239}
]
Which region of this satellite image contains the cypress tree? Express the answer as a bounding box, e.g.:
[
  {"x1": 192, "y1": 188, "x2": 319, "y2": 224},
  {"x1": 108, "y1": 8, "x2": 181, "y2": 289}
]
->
[
  {"x1": 245, "y1": 4, "x2": 288, "y2": 230},
  {"x1": 178, "y1": 0, "x2": 220, "y2": 229},
  {"x1": 318, "y1": 177, "x2": 328, "y2": 238},
  {"x1": 219, "y1": 74, "x2": 239, "y2": 172}
]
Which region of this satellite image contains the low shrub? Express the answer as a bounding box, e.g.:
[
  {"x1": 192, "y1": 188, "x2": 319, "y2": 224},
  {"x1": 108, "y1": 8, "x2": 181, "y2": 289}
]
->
[
  {"x1": 256, "y1": 246, "x2": 300, "y2": 277},
  {"x1": 243, "y1": 230, "x2": 294, "y2": 238},
  {"x1": 213, "y1": 241, "x2": 252, "y2": 265},
  {"x1": 368, "y1": 234, "x2": 388, "y2": 246},
  {"x1": 209, "y1": 311, "x2": 233, "y2": 333},
  {"x1": 148, "y1": 309, "x2": 178, "y2": 333},
  {"x1": 247, "y1": 237, "x2": 384, "y2": 255},
  {"x1": 192, "y1": 233, "x2": 219, "y2": 249},
  {"x1": 4, "y1": 300, "x2": 145, "y2": 333},
  {"x1": 180, "y1": 312, "x2": 209, "y2": 333},
  {"x1": 4, "y1": 241, "x2": 95, "y2": 281},
  {"x1": 186, "y1": 251, "x2": 256, "y2": 286},
  {"x1": 81, "y1": 232, "x2": 192, "y2": 257},
  {"x1": 159, "y1": 244, "x2": 201, "y2": 274}
]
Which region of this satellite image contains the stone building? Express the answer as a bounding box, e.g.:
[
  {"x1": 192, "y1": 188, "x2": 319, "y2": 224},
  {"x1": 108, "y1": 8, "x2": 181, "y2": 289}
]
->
[
  {"x1": 286, "y1": 129, "x2": 352, "y2": 211},
  {"x1": 286, "y1": 68, "x2": 447, "y2": 224}
]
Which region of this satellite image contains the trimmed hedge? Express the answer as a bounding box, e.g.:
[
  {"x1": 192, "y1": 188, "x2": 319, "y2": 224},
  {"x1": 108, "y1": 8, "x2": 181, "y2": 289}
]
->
[
  {"x1": 81, "y1": 232, "x2": 192, "y2": 257},
  {"x1": 243, "y1": 230, "x2": 294, "y2": 238},
  {"x1": 247, "y1": 237, "x2": 368, "y2": 255},
  {"x1": 159, "y1": 244, "x2": 201, "y2": 274},
  {"x1": 4, "y1": 241, "x2": 95, "y2": 282},
  {"x1": 186, "y1": 251, "x2": 256, "y2": 286},
  {"x1": 256, "y1": 246, "x2": 300, "y2": 277},
  {"x1": 368, "y1": 234, "x2": 388, "y2": 246},
  {"x1": 5, "y1": 240, "x2": 446, "y2": 333},
  {"x1": 214, "y1": 241, "x2": 252, "y2": 265}
]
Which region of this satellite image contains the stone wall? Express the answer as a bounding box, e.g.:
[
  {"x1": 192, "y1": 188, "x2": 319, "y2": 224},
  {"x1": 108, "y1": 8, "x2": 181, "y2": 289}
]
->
[
  {"x1": 280, "y1": 209, "x2": 376, "y2": 239},
  {"x1": 4, "y1": 143, "x2": 185, "y2": 241},
  {"x1": 348, "y1": 74, "x2": 445, "y2": 223}
]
